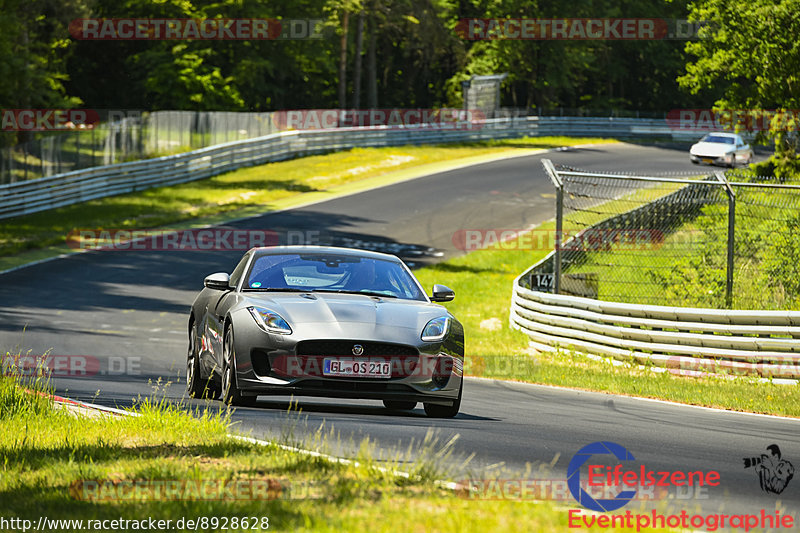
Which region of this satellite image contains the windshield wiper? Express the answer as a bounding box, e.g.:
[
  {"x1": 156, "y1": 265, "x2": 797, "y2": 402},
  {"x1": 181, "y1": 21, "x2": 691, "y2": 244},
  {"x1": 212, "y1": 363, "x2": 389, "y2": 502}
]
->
[
  {"x1": 244, "y1": 287, "x2": 310, "y2": 292},
  {"x1": 310, "y1": 289, "x2": 398, "y2": 298}
]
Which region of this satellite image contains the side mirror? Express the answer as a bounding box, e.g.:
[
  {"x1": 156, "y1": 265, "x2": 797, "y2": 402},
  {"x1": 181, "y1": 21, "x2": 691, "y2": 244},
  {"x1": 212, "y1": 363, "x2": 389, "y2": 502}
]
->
[
  {"x1": 204, "y1": 272, "x2": 232, "y2": 291},
  {"x1": 430, "y1": 284, "x2": 455, "y2": 302}
]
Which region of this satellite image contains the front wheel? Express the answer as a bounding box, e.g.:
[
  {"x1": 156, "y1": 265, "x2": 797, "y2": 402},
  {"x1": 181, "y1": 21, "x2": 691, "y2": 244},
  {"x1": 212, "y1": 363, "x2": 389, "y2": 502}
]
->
[
  {"x1": 221, "y1": 326, "x2": 257, "y2": 407},
  {"x1": 187, "y1": 323, "x2": 220, "y2": 399},
  {"x1": 423, "y1": 379, "x2": 462, "y2": 418}
]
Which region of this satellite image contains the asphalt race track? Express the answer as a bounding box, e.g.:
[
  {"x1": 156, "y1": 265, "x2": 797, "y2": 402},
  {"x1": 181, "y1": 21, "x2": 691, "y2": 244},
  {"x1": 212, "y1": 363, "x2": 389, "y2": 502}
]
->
[{"x1": 1, "y1": 142, "x2": 797, "y2": 520}]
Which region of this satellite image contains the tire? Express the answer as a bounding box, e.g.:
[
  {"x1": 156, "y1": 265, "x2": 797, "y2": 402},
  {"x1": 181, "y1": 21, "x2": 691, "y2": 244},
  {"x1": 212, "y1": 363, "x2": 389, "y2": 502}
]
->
[
  {"x1": 383, "y1": 400, "x2": 417, "y2": 411},
  {"x1": 423, "y1": 379, "x2": 462, "y2": 418},
  {"x1": 186, "y1": 323, "x2": 220, "y2": 399},
  {"x1": 221, "y1": 326, "x2": 257, "y2": 407}
]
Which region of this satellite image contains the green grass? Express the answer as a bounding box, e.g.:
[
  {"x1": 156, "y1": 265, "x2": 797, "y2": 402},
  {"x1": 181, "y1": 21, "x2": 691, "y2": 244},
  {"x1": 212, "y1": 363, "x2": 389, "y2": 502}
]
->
[
  {"x1": 561, "y1": 173, "x2": 800, "y2": 310},
  {"x1": 0, "y1": 136, "x2": 615, "y2": 269},
  {"x1": 1, "y1": 375, "x2": 631, "y2": 533},
  {"x1": 413, "y1": 229, "x2": 800, "y2": 418}
]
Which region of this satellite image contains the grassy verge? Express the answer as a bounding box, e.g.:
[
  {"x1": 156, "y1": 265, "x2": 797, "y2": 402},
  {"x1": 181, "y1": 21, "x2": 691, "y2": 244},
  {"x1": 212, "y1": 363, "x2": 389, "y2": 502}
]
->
[
  {"x1": 412, "y1": 228, "x2": 800, "y2": 418},
  {"x1": 0, "y1": 136, "x2": 615, "y2": 270},
  {"x1": 0, "y1": 376, "x2": 610, "y2": 533}
]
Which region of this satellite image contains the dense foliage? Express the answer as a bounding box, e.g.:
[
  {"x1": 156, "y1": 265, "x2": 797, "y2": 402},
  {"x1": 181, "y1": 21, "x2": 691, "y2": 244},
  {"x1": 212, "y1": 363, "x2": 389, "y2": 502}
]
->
[
  {"x1": 680, "y1": 0, "x2": 800, "y2": 169},
  {"x1": 0, "y1": 0, "x2": 710, "y2": 113},
  {"x1": 3, "y1": 0, "x2": 799, "y2": 172}
]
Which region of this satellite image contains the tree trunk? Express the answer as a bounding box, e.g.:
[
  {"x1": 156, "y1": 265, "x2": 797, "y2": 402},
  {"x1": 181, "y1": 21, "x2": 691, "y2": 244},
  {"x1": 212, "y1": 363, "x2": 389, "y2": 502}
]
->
[
  {"x1": 338, "y1": 11, "x2": 350, "y2": 109},
  {"x1": 367, "y1": 37, "x2": 377, "y2": 108},
  {"x1": 367, "y1": 3, "x2": 378, "y2": 108},
  {"x1": 353, "y1": 11, "x2": 364, "y2": 108}
]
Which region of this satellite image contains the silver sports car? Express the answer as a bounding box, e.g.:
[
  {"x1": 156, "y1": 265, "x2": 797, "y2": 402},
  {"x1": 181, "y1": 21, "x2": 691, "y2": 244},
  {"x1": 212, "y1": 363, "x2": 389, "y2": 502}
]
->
[{"x1": 187, "y1": 246, "x2": 465, "y2": 417}]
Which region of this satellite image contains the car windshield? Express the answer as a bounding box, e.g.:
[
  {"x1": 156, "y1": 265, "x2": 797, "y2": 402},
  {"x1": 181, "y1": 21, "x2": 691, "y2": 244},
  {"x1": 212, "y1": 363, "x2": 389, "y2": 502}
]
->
[
  {"x1": 244, "y1": 253, "x2": 426, "y2": 301},
  {"x1": 701, "y1": 134, "x2": 735, "y2": 144}
]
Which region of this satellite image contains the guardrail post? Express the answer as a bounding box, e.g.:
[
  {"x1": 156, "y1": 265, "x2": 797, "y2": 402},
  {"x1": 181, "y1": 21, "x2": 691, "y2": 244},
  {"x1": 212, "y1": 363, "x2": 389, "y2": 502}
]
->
[
  {"x1": 542, "y1": 159, "x2": 563, "y2": 294},
  {"x1": 715, "y1": 171, "x2": 736, "y2": 308}
]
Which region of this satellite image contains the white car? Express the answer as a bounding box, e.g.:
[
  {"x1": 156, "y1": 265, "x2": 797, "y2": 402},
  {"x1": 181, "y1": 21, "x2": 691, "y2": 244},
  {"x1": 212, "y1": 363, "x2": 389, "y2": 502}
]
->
[{"x1": 689, "y1": 132, "x2": 754, "y2": 167}]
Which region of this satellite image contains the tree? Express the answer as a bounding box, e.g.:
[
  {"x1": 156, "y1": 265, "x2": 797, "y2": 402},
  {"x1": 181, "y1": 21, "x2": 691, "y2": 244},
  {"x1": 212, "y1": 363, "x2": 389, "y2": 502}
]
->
[
  {"x1": 680, "y1": 0, "x2": 800, "y2": 161},
  {"x1": 448, "y1": 0, "x2": 700, "y2": 113},
  {"x1": 0, "y1": 0, "x2": 88, "y2": 144},
  {"x1": 66, "y1": 0, "x2": 244, "y2": 110}
]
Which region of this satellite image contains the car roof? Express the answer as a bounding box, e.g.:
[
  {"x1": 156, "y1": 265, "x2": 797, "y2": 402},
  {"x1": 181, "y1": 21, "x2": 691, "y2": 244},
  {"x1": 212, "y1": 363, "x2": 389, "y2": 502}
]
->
[
  {"x1": 703, "y1": 132, "x2": 739, "y2": 138},
  {"x1": 249, "y1": 245, "x2": 403, "y2": 262}
]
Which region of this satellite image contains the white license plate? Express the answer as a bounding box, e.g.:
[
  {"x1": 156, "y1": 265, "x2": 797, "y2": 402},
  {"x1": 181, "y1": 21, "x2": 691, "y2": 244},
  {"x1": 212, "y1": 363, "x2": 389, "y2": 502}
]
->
[{"x1": 323, "y1": 358, "x2": 391, "y2": 378}]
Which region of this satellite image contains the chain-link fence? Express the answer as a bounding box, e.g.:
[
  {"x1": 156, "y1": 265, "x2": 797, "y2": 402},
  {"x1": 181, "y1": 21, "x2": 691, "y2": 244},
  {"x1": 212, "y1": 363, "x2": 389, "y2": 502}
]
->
[
  {"x1": 0, "y1": 110, "x2": 280, "y2": 184},
  {"x1": 0, "y1": 106, "x2": 709, "y2": 185},
  {"x1": 1, "y1": 107, "x2": 495, "y2": 184},
  {"x1": 1, "y1": 125, "x2": 112, "y2": 184},
  {"x1": 530, "y1": 160, "x2": 800, "y2": 310}
]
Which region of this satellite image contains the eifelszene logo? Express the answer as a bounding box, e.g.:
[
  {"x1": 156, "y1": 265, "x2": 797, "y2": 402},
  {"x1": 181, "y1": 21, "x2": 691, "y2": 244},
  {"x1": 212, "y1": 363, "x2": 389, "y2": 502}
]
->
[
  {"x1": 567, "y1": 441, "x2": 721, "y2": 512},
  {"x1": 743, "y1": 444, "x2": 795, "y2": 495},
  {"x1": 568, "y1": 441, "x2": 637, "y2": 512}
]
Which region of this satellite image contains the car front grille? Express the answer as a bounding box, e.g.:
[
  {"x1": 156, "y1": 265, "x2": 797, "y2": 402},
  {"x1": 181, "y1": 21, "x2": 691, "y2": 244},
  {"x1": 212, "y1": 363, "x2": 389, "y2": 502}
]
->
[{"x1": 295, "y1": 340, "x2": 419, "y2": 357}]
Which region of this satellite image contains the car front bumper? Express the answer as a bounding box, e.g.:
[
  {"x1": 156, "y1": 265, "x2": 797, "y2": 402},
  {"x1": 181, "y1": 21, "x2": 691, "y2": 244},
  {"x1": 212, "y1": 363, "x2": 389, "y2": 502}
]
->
[
  {"x1": 229, "y1": 316, "x2": 465, "y2": 405},
  {"x1": 690, "y1": 152, "x2": 734, "y2": 166}
]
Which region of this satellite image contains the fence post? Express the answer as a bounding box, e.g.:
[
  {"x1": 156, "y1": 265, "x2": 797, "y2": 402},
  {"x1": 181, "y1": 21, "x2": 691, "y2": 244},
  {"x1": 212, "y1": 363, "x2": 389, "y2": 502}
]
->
[
  {"x1": 715, "y1": 171, "x2": 735, "y2": 308},
  {"x1": 542, "y1": 159, "x2": 563, "y2": 294},
  {"x1": 91, "y1": 124, "x2": 96, "y2": 167}
]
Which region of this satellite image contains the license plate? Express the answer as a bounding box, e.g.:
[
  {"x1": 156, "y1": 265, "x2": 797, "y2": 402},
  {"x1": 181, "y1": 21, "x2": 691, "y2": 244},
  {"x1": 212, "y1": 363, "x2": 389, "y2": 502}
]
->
[
  {"x1": 323, "y1": 358, "x2": 391, "y2": 378},
  {"x1": 702, "y1": 158, "x2": 713, "y2": 164}
]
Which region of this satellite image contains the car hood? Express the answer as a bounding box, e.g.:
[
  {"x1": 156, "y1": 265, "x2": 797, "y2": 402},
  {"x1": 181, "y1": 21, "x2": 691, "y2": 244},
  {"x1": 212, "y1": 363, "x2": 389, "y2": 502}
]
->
[
  {"x1": 690, "y1": 142, "x2": 734, "y2": 157},
  {"x1": 241, "y1": 292, "x2": 449, "y2": 339}
]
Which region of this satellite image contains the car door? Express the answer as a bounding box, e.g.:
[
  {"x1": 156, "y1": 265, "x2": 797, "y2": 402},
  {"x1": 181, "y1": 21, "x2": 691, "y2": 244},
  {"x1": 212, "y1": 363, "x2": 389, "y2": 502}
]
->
[
  {"x1": 201, "y1": 252, "x2": 251, "y2": 376},
  {"x1": 203, "y1": 289, "x2": 230, "y2": 377},
  {"x1": 735, "y1": 136, "x2": 750, "y2": 162}
]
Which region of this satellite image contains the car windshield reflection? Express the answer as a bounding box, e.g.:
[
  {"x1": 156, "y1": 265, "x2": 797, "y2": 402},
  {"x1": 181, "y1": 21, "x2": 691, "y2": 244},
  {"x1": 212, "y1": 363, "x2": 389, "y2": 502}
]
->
[
  {"x1": 244, "y1": 253, "x2": 425, "y2": 301},
  {"x1": 701, "y1": 134, "x2": 735, "y2": 144}
]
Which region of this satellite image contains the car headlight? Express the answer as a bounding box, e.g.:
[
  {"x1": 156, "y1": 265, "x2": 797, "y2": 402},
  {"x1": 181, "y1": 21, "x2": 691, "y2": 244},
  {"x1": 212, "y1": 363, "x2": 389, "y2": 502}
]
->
[
  {"x1": 248, "y1": 306, "x2": 292, "y2": 334},
  {"x1": 421, "y1": 317, "x2": 450, "y2": 342}
]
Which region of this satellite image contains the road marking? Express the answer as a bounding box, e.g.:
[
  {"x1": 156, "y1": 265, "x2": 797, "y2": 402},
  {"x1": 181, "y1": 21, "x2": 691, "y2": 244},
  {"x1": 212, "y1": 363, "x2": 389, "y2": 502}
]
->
[{"x1": 465, "y1": 376, "x2": 800, "y2": 422}]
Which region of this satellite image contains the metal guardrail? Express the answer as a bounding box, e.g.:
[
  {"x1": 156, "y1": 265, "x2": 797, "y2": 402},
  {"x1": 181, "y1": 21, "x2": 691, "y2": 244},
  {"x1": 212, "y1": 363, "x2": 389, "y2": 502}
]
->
[
  {"x1": 510, "y1": 163, "x2": 800, "y2": 380},
  {"x1": 0, "y1": 116, "x2": 698, "y2": 220},
  {"x1": 510, "y1": 283, "x2": 800, "y2": 379}
]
